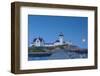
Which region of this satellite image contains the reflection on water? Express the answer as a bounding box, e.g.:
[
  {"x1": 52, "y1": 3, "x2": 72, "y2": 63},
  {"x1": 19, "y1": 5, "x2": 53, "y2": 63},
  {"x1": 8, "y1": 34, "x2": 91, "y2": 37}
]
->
[{"x1": 28, "y1": 50, "x2": 88, "y2": 61}]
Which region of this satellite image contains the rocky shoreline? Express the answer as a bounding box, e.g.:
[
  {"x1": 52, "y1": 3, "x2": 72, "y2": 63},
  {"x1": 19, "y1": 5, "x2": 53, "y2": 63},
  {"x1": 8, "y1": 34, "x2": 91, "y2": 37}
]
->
[{"x1": 28, "y1": 44, "x2": 87, "y2": 57}]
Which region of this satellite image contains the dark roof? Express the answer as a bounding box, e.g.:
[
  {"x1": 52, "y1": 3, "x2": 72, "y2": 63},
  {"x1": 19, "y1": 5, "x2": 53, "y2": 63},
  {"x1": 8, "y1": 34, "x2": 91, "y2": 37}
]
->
[
  {"x1": 63, "y1": 41, "x2": 65, "y2": 43},
  {"x1": 59, "y1": 33, "x2": 64, "y2": 36},
  {"x1": 33, "y1": 37, "x2": 44, "y2": 42},
  {"x1": 55, "y1": 40, "x2": 60, "y2": 42}
]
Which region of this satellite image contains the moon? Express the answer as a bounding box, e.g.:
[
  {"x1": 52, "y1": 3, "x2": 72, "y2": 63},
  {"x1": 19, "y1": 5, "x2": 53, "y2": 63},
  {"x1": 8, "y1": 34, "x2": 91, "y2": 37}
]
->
[{"x1": 82, "y1": 38, "x2": 86, "y2": 42}]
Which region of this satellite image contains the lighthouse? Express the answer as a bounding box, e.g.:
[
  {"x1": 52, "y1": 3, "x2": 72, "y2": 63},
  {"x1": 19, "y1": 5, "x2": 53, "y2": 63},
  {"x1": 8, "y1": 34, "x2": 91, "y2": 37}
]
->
[
  {"x1": 59, "y1": 33, "x2": 64, "y2": 45},
  {"x1": 32, "y1": 33, "x2": 66, "y2": 47}
]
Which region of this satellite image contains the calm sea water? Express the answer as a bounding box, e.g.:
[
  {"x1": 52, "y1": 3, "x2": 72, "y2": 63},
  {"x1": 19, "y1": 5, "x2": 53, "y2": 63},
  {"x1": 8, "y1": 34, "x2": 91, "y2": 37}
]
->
[{"x1": 28, "y1": 50, "x2": 88, "y2": 61}]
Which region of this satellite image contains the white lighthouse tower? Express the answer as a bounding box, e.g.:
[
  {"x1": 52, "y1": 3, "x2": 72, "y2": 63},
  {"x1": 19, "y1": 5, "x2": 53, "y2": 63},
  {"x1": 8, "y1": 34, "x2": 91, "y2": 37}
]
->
[{"x1": 59, "y1": 33, "x2": 64, "y2": 45}]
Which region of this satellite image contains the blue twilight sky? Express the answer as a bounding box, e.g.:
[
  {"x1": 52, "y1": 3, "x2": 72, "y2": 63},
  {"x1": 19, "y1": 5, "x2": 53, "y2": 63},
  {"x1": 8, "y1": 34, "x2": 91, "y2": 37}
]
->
[{"x1": 28, "y1": 15, "x2": 88, "y2": 48}]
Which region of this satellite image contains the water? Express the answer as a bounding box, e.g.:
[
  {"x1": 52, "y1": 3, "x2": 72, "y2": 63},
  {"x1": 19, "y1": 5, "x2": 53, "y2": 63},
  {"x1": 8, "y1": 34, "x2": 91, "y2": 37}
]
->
[{"x1": 28, "y1": 49, "x2": 88, "y2": 61}]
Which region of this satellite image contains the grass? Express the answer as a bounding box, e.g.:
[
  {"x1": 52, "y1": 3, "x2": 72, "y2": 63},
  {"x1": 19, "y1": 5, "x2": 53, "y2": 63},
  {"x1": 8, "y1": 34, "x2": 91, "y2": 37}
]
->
[
  {"x1": 32, "y1": 49, "x2": 46, "y2": 52},
  {"x1": 28, "y1": 44, "x2": 77, "y2": 52},
  {"x1": 29, "y1": 47, "x2": 47, "y2": 52}
]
